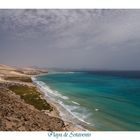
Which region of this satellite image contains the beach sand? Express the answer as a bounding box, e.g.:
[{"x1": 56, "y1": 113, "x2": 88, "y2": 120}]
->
[{"x1": 0, "y1": 64, "x2": 85, "y2": 131}]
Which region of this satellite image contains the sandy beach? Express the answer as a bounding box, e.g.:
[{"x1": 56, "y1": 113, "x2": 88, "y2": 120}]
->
[{"x1": 0, "y1": 64, "x2": 84, "y2": 131}]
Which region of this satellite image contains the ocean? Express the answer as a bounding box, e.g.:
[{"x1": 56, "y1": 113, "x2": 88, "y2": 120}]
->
[{"x1": 33, "y1": 71, "x2": 140, "y2": 130}]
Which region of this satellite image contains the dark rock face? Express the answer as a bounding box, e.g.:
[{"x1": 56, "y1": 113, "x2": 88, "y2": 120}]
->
[{"x1": 0, "y1": 87, "x2": 65, "y2": 131}]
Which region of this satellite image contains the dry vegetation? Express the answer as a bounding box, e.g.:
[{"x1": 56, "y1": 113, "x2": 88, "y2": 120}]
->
[
  {"x1": 8, "y1": 85, "x2": 53, "y2": 111},
  {"x1": 4, "y1": 76, "x2": 32, "y2": 83}
]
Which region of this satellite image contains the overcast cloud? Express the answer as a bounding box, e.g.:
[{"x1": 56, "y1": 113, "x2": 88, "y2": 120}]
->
[{"x1": 0, "y1": 9, "x2": 140, "y2": 70}]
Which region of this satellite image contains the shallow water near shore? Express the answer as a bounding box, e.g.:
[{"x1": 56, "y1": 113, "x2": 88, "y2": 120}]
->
[{"x1": 34, "y1": 71, "x2": 140, "y2": 130}]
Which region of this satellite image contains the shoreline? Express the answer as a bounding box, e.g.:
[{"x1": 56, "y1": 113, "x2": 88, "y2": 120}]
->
[
  {"x1": 32, "y1": 75, "x2": 88, "y2": 131},
  {"x1": 32, "y1": 74, "x2": 95, "y2": 131},
  {"x1": 0, "y1": 64, "x2": 87, "y2": 131}
]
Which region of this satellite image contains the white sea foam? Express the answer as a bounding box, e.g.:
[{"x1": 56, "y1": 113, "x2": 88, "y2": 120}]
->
[
  {"x1": 32, "y1": 79, "x2": 69, "y2": 100},
  {"x1": 95, "y1": 108, "x2": 99, "y2": 111},
  {"x1": 64, "y1": 72, "x2": 75, "y2": 74},
  {"x1": 58, "y1": 100, "x2": 90, "y2": 125},
  {"x1": 32, "y1": 77, "x2": 90, "y2": 125},
  {"x1": 31, "y1": 76, "x2": 36, "y2": 81},
  {"x1": 72, "y1": 101, "x2": 80, "y2": 105}
]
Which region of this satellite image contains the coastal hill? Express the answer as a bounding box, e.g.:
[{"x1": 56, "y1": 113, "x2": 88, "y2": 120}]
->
[
  {"x1": 0, "y1": 64, "x2": 66, "y2": 131},
  {"x1": 0, "y1": 64, "x2": 47, "y2": 76}
]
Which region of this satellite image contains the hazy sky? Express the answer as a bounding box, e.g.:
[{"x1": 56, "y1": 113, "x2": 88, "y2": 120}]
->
[{"x1": 0, "y1": 9, "x2": 140, "y2": 70}]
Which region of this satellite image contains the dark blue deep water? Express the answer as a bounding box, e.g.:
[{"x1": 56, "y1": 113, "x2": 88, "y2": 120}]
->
[{"x1": 36, "y1": 71, "x2": 140, "y2": 130}]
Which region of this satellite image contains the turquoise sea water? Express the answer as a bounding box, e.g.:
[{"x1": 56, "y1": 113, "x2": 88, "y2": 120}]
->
[{"x1": 35, "y1": 71, "x2": 140, "y2": 130}]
